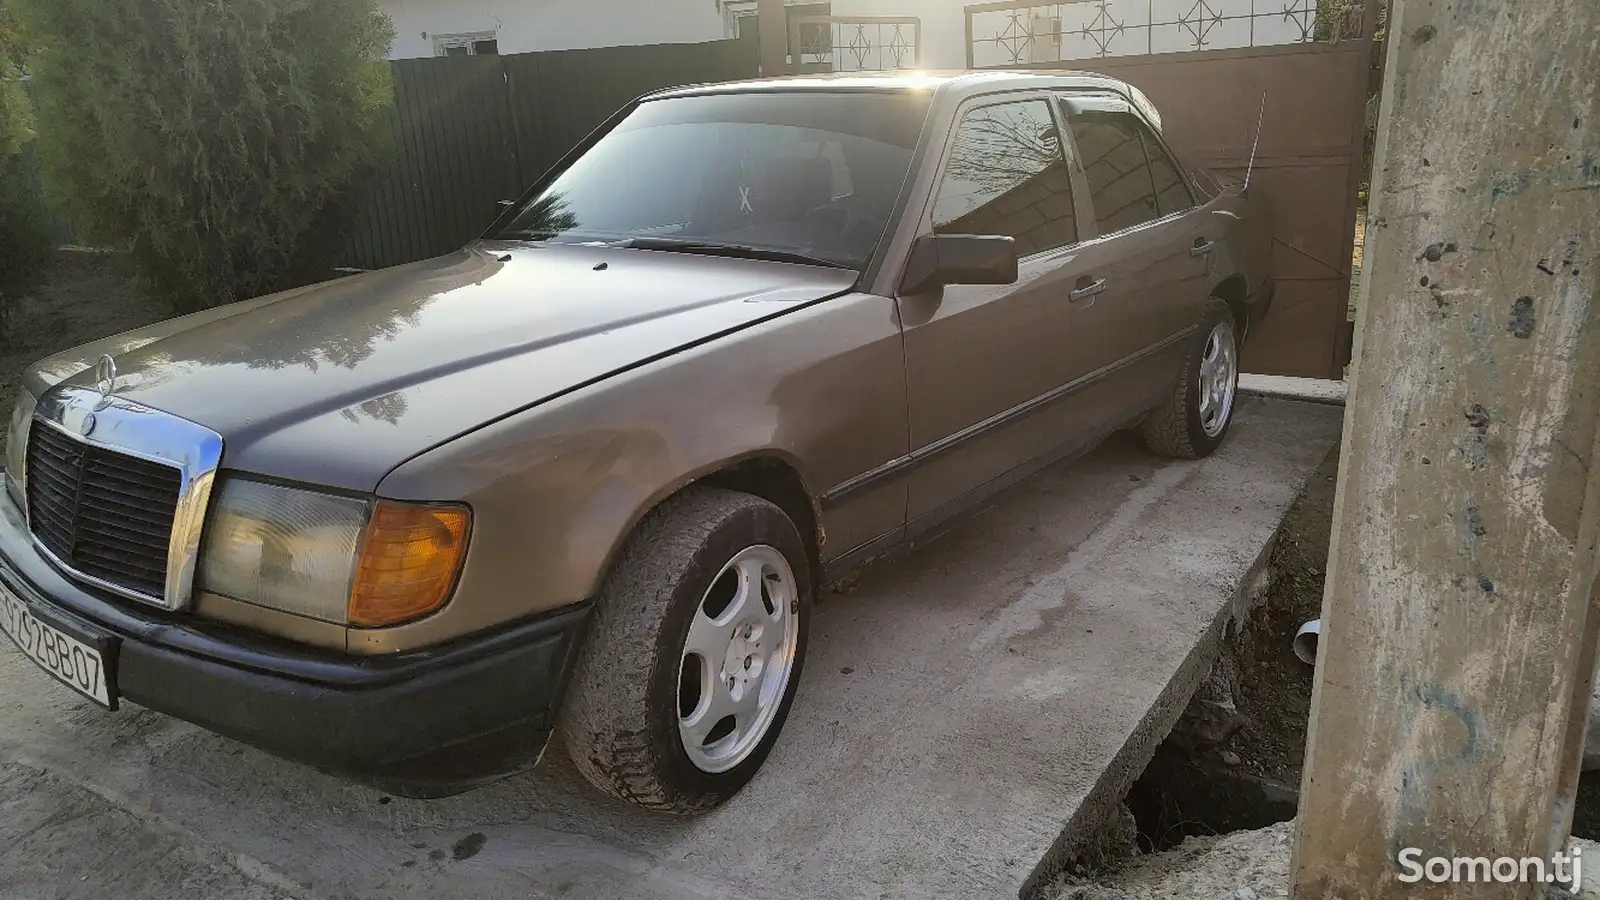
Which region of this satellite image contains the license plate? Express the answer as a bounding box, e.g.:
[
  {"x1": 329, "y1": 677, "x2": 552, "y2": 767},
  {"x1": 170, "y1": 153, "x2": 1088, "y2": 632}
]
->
[{"x1": 0, "y1": 583, "x2": 115, "y2": 708}]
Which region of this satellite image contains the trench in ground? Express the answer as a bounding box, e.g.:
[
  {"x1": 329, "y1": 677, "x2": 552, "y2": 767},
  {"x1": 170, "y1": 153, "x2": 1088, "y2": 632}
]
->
[{"x1": 1110, "y1": 441, "x2": 1600, "y2": 857}]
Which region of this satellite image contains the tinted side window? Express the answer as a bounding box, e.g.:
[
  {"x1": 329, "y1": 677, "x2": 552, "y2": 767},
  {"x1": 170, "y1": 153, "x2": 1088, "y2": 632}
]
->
[
  {"x1": 932, "y1": 100, "x2": 1078, "y2": 256},
  {"x1": 1069, "y1": 112, "x2": 1159, "y2": 234},
  {"x1": 1139, "y1": 125, "x2": 1195, "y2": 215}
]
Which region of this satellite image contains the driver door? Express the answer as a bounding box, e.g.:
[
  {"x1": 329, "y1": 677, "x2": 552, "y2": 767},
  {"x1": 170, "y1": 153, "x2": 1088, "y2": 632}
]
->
[{"x1": 897, "y1": 95, "x2": 1102, "y2": 529}]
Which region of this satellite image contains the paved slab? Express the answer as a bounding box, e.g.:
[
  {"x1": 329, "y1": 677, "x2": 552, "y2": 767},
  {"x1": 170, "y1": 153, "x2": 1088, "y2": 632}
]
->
[
  {"x1": 1239, "y1": 374, "x2": 1348, "y2": 406},
  {"x1": 0, "y1": 397, "x2": 1342, "y2": 900},
  {"x1": 0, "y1": 761, "x2": 290, "y2": 900}
]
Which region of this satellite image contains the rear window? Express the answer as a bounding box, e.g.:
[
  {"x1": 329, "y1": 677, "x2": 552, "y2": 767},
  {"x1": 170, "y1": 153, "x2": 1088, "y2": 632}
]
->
[
  {"x1": 1139, "y1": 123, "x2": 1195, "y2": 215},
  {"x1": 1069, "y1": 111, "x2": 1161, "y2": 234}
]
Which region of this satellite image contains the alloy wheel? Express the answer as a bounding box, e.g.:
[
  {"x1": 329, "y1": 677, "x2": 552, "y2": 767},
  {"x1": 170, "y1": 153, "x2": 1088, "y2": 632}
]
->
[
  {"x1": 677, "y1": 545, "x2": 800, "y2": 773},
  {"x1": 1198, "y1": 319, "x2": 1238, "y2": 439}
]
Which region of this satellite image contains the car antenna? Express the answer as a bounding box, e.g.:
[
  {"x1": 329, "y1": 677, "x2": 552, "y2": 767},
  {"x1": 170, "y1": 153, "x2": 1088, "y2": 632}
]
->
[{"x1": 1243, "y1": 91, "x2": 1266, "y2": 198}]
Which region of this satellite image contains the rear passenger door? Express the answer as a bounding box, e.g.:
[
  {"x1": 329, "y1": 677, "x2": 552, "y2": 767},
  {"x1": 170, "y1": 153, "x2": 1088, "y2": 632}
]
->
[
  {"x1": 1060, "y1": 96, "x2": 1215, "y2": 418},
  {"x1": 1137, "y1": 115, "x2": 1214, "y2": 340}
]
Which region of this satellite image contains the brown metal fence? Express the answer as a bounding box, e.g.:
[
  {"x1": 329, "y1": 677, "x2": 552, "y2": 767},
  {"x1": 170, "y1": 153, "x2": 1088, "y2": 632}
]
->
[
  {"x1": 964, "y1": 0, "x2": 1385, "y2": 378},
  {"x1": 339, "y1": 37, "x2": 759, "y2": 271}
]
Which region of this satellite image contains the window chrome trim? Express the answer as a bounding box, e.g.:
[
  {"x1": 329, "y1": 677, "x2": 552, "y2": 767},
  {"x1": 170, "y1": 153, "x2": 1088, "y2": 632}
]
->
[{"x1": 31, "y1": 385, "x2": 223, "y2": 612}]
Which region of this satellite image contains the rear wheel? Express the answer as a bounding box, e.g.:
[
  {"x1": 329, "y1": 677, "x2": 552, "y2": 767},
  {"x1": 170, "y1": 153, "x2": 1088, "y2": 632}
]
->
[
  {"x1": 1141, "y1": 299, "x2": 1239, "y2": 459},
  {"x1": 558, "y1": 487, "x2": 810, "y2": 813}
]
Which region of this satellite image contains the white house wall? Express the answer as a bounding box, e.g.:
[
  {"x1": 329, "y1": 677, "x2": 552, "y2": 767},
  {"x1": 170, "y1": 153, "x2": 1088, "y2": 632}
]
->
[{"x1": 381, "y1": 0, "x2": 728, "y2": 59}]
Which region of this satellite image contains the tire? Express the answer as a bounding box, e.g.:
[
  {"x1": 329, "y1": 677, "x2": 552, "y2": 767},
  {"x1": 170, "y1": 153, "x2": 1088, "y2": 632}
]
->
[
  {"x1": 1140, "y1": 299, "x2": 1240, "y2": 459},
  {"x1": 558, "y1": 487, "x2": 812, "y2": 813}
]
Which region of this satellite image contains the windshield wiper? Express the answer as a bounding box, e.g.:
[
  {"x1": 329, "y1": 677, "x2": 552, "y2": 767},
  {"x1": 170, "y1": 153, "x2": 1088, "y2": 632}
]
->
[{"x1": 616, "y1": 238, "x2": 855, "y2": 270}]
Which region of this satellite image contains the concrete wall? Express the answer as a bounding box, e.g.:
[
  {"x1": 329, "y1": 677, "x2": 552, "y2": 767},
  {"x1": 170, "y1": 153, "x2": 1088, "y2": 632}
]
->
[{"x1": 380, "y1": 0, "x2": 727, "y2": 59}]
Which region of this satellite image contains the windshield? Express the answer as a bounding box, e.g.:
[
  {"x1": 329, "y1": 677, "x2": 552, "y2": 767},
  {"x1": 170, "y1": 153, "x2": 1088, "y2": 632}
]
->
[{"x1": 493, "y1": 91, "x2": 934, "y2": 269}]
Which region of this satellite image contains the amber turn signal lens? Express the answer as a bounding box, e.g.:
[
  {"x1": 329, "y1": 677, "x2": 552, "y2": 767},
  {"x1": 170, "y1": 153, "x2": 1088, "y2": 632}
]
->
[{"x1": 348, "y1": 501, "x2": 471, "y2": 628}]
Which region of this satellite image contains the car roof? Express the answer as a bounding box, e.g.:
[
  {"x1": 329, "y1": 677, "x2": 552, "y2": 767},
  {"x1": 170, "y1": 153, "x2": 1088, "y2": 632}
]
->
[
  {"x1": 656, "y1": 69, "x2": 1119, "y2": 97},
  {"x1": 648, "y1": 70, "x2": 1164, "y2": 130}
]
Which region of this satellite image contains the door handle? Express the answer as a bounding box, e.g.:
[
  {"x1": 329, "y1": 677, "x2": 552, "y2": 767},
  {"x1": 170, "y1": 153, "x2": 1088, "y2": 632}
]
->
[
  {"x1": 1191, "y1": 239, "x2": 1216, "y2": 257},
  {"x1": 1070, "y1": 278, "x2": 1107, "y2": 301}
]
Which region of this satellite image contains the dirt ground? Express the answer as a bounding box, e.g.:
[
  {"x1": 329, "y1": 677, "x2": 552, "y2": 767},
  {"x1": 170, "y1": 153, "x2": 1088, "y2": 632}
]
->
[
  {"x1": 0, "y1": 251, "x2": 172, "y2": 416},
  {"x1": 1118, "y1": 447, "x2": 1337, "y2": 850},
  {"x1": 1226, "y1": 445, "x2": 1340, "y2": 788}
]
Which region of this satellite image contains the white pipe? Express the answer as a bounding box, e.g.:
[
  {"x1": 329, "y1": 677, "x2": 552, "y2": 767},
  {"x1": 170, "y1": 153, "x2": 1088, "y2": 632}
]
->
[{"x1": 1293, "y1": 619, "x2": 1321, "y2": 665}]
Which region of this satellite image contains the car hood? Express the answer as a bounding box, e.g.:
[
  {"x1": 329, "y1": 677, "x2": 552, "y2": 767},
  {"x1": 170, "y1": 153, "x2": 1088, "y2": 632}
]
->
[{"x1": 31, "y1": 242, "x2": 856, "y2": 491}]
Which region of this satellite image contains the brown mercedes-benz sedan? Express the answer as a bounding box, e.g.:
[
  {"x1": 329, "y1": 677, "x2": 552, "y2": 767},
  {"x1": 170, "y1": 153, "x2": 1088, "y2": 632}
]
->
[{"x1": 0, "y1": 71, "x2": 1271, "y2": 812}]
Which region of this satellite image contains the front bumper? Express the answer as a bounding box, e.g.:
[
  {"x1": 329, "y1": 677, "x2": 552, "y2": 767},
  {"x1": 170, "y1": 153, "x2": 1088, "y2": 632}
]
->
[{"x1": 0, "y1": 490, "x2": 591, "y2": 798}]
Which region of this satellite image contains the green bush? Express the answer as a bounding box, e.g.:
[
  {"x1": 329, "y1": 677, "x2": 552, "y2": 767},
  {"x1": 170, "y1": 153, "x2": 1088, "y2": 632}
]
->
[
  {"x1": 15, "y1": 0, "x2": 395, "y2": 310},
  {"x1": 0, "y1": 151, "x2": 54, "y2": 340},
  {"x1": 0, "y1": 5, "x2": 51, "y2": 339}
]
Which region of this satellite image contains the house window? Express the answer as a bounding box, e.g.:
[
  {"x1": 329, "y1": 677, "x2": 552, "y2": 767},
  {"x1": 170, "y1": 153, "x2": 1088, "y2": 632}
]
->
[
  {"x1": 723, "y1": 1, "x2": 760, "y2": 39},
  {"x1": 1029, "y1": 16, "x2": 1062, "y2": 63},
  {"x1": 433, "y1": 32, "x2": 499, "y2": 57},
  {"x1": 789, "y1": 2, "x2": 830, "y2": 59},
  {"x1": 722, "y1": 1, "x2": 831, "y2": 52}
]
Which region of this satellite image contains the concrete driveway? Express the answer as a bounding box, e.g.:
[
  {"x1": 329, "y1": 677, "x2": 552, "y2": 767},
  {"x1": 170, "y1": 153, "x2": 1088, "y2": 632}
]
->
[{"x1": 0, "y1": 397, "x2": 1342, "y2": 900}]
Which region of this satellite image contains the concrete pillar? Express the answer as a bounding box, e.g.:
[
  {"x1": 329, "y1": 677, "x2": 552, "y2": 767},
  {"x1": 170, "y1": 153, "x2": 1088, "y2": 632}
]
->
[
  {"x1": 1289, "y1": 0, "x2": 1600, "y2": 895},
  {"x1": 757, "y1": 0, "x2": 789, "y2": 76}
]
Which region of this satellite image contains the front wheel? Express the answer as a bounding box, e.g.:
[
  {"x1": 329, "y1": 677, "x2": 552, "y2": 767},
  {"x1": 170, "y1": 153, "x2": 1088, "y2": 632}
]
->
[
  {"x1": 558, "y1": 487, "x2": 811, "y2": 813},
  {"x1": 1141, "y1": 299, "x2": 1240, "y2": 459}
]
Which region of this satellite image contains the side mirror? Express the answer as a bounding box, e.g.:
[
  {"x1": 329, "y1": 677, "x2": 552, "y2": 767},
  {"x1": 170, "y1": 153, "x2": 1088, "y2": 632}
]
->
[{"x1": 900, "y1": 234, "x2": 1020, "y2": 295}]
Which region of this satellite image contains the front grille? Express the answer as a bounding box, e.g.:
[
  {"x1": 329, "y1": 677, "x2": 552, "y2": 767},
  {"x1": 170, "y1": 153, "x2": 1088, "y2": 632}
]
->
[{"x1": 26, "y1": 421, "x2": 181, "y2": 600}]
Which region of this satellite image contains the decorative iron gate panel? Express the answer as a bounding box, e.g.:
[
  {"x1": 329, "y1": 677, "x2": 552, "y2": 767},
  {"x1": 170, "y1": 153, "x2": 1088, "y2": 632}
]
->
[
  {"x1": 966, "y1": 0, "x2": 1366, "y2": 66},
  {"x1": 790, "y1": 16, "x2": 923, "y2": 71}
]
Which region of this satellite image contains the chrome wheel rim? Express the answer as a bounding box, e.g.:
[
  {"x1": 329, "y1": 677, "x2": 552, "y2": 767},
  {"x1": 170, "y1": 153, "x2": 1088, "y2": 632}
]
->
[
  {"x1": 677, "y1": 545, "x2": 800, "y2": 774},
  {"x1": 1198, "y1": 320, "x2": 1238, "y2": 439}
]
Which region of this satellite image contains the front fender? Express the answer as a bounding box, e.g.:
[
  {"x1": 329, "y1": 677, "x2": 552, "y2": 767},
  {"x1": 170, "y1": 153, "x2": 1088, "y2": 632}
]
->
[{"x1": 357, "y1": 292, "x2": 909, "y2": 654}]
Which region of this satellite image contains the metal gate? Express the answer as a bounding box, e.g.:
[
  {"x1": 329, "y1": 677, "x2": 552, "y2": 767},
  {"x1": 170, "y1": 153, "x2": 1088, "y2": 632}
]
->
[
  {"x1": 789, "y1": 15, "x2": 923, "y2": 72},
  {"x1": 967, "y1": 0, "x2": 1383, "y2": 378},
  {"x1": 340, "y1": 38, "x2": 760, "y2": 272}
]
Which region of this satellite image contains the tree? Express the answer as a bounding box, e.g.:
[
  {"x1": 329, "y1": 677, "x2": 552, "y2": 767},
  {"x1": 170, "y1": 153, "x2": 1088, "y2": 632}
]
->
[
  {"x1": 14, "y1": 0, "x2": 395, "y2": 310},
  {"x1": 0, "y1": 4, "x2": 29, "y2": 156}
]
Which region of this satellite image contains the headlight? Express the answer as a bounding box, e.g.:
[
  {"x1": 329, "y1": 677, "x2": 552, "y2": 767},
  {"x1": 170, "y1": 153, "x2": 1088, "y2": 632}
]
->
[
  {"x1": 198, "y1": 480, "x2": 369, "y2": 622},
  {"x1": 5, "y1": 391, "x2": 37, "y2": 510},
  {"x1": 197, "y1": 478, "x2": 470, "y2": 627}
]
